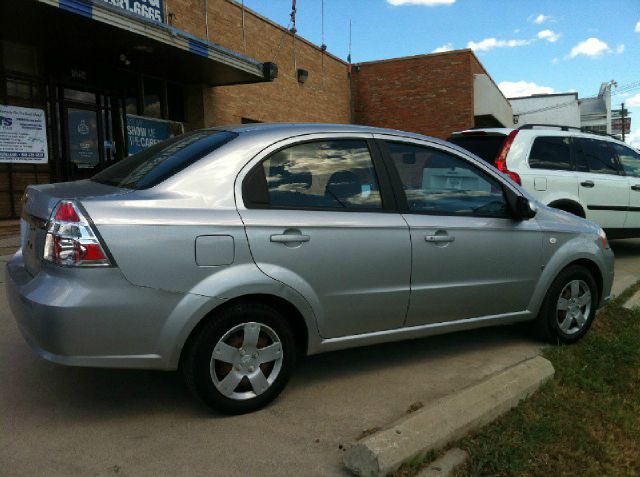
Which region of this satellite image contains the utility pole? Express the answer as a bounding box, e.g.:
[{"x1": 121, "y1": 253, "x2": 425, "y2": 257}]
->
[{"x1": 621, "y1": 102, "x2": 626, "y2": 142}]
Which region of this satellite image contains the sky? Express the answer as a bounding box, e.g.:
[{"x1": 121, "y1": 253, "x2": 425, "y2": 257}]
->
[{"x1": 241, "y1": 0, "x2": 640, "y2": 148}]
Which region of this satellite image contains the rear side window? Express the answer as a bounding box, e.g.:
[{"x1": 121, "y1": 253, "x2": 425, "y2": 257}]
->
[
  {"x1": 92, "y1": 130, "x2": 237, "y2": 189},
  {"x1": 248, "y1": 140, "x2": 383, "y2": 210},
  {"x1": 528, "y1": 136, "x2": 572, "y2": 171},
  {"x1": 575, "y1": 138, "x2": 620, "y2": 175},
  {"x1": 611, "y1": 143, "x2": 640, "y2": 177},
  {"x1": 447, "y1": 135, "x2": 506, "y2": 164}
]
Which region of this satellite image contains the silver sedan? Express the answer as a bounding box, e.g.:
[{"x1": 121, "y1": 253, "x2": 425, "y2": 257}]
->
[{"x1": 6, "y1": 124, "x2": 614, "y2": 413}]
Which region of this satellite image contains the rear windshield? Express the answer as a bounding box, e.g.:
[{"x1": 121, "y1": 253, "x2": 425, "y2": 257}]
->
[
  {"x1": 92, "y1": 130, "x2": 237, "y2": 189},
  {"x1": 448, "y1": 135, "x2": 507, "y2": 164}
]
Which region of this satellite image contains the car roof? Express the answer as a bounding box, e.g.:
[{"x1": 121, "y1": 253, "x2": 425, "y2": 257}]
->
[{"x1": 206, "y1": 122, "x2": 453, "y2": 147}]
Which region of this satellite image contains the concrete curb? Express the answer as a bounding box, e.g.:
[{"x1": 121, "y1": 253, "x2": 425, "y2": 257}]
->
[
  {"x1": 343, "y1": 356, "x2": 555, "y2": 477},
  {"x1": 623, "y1": 290, "x2": 640, "y2": 310}
]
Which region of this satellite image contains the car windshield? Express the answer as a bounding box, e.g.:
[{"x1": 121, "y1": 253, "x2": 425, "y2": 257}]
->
[
  {"x1": 448, "y1": 134, "x2": 507, "y2": 164},
  {"x1": 92, "y1": 130, "x2": 237, "y2": 189}
]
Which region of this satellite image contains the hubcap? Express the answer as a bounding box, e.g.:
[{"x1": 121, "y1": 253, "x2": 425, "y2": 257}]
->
[
  {"x1": 210, "y1": 322, "x2": 283, "y2": 401},
  {"x1": 556, "y1": 279, "x2": 592, "y2": 335}
]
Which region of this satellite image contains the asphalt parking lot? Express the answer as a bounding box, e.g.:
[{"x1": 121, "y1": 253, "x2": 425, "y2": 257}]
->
[{"x1": 1, "y1": 237, "x2": 639, "y2": 476}]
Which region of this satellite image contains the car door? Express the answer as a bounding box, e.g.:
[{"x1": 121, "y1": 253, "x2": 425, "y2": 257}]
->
[
  {"x1": 376, "y1": 136, "x2": 543, "y2": 326},
  {"x1": 236, "y1": 134, "x2": 411, "y2": 339},
  {"x1": 573, "y1": 137, "x2": 629, "y2": 229},
  {"x1": 611, "y1": 142, "x2": 640, "y2": 229}
]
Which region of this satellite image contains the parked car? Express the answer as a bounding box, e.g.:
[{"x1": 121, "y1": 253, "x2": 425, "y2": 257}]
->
[
  {"x1": 449, "y1": 124, "x2": 640, "y2": 238},
  {"x1": 7, "y1": 124, "x2": 614, "y2": 414}
]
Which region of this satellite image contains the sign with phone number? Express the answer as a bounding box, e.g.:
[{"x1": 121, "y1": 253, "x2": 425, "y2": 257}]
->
[{"x1": 100, "y1": 0, "x2": 164, "y2": 23}]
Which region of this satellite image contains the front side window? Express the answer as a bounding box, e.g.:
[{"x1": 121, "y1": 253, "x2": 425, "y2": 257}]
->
[
  {"x1": 387, "y1": 142, "x2": 509, "y2": 218},
  {"x1": 575, "y1": 138, "x2": 620, "y2": 175},
  {"x1": 528, "y1": 136, "x2": 572, "y2": 171},
  {"x1": 612, "y1": 143, "x2": 640, "y2": 178},
  {"x1": 260, "y1": 140, "x2": 383, "y2": 210}
]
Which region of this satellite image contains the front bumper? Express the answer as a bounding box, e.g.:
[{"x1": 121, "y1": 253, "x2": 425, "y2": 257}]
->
[{"x1": 6, "y1": 250, "x2": 205, "y2": 369}]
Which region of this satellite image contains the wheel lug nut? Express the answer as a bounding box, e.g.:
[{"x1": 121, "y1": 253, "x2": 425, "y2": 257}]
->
[
  {"x1": 248, "y1": 366, "x2": 255, "y2": 373},
  {"x1": 252, "y1": 353, "x2": 258, "y2": 359},
  {"x1": 239, "y1": 348, "x2": 245, "y2": 356},
  {"x1": 235, "y1": 364, "x2": 241, "y2": 371}
]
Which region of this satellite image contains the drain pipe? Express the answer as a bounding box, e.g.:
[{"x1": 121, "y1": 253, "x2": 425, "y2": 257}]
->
[{"x1": 205, "y1": 0, "x2": 209, "y2": 40}]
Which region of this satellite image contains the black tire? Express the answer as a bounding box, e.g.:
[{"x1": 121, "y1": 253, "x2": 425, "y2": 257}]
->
[
  {"x1": 534, "y1": 265, "x2": 598, "y2": 344},
  {"x1": 182, "y1": 302, "x2": 296, "y2": 414}
]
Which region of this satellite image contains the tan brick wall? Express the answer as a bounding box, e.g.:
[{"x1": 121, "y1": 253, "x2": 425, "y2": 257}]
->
[
  {"x1": 352, "y1": 50, "x2": 476, "y2": 140},
  {"x1": 168, "y1": 0, "x2": 351, "y2": 126}
]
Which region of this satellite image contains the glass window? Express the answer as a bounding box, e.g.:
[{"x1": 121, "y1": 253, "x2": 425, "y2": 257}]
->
[
  {"x1": 92, "y1": 131, "x2": 237, "y2": 189},
  {"x1": 387, "y1": 142, "x2": 509, "y2": 218},
  {"x1": 612, "y1": 143, "x2": 640, "y2": 178},
  {"x1": 166, "y1": 82, "x2": 185, "y2": 122},
  {"x1": 262, "y1": 140, "x2": 382, "y2": 210},
  {"x1": 2, "y1": 41, "x2": 38, "y2": 75},
  {"x1": 447, "y1": 135, "x2": 507, "y2": 164},
  {"x1": 575, "y1": 138, "x2": 620, "y2": 175},
  {"x1": 528, "y1": 136, "x2": 572, "y2": 170},
  {"x1": 143, "y1": 77, "x2": 162, "y2": 118}
]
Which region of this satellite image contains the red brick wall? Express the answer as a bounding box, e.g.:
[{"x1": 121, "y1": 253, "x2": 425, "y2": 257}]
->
[
  {"x1": 352, "y1": 50, "x2": 476, "y2": 139},
  {"x1": 169, "y1": 0, "x2": 351, "y2": 126}
]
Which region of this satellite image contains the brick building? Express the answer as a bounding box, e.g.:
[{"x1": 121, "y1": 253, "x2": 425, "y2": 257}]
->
[
  {"x1": 352, "y1": 50, "x2": 513, "y2": 139},
  {"x1": 0, "y1": 0, "x2": 510, "y2": 219}
]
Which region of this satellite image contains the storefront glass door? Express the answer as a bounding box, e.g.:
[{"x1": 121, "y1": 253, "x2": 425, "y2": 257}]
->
[{"x1": 65, "y1": 105, "x2": 102, "y2": 179}]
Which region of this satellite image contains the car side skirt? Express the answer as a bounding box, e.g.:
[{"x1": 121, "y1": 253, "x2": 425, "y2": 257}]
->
[{"x1": 309, "y1": 310, "x2": 533, "y2": 355}]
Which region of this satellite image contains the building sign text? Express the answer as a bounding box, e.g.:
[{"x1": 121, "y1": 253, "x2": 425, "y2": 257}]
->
[{"x1": 0, "y1": 105, "x2": 48, "y2": 164}]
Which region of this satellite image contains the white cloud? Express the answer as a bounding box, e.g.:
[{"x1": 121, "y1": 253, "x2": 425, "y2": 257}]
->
[
  {"x1": 498, "y1": 81, "x2": 555, "y2": 98},
  {"x1": 533, "y1": 14, "x2": 549, "y2": 24},
  {"x1": 568, "y1": 37, "x2": 610, "y2": 58},
  {"x1": 636, "y1": 21, "x2": 640, "y2": 32},
  {"x1": 467, "y1": 37, "x2": 530, "y2": 52},
  {"x1": 552, "y1": 57, "x2": 559, "y2": 64},
  {"x1": 629, "y1": 128, "x2": 640, "y2": 149},
  {"x1": 432, "y1": 43, "x2": 453, "y2": 53},
  {"x1": 627, "y1": 92, "x2": 640, "y2": 107},
  {"x1": 616, "y1": 44, "x2": 625, "y2": 54},
  {"x1": 387, "y1": 0, "x2": 455, "y2": 5},
  {"x1": 537, "y1": 29, "x2": 560, "y2": 42}
]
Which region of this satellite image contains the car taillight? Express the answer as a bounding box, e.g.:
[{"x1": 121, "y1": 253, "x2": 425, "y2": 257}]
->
[
  {"x1": 495, "y1": 130, "x2": 522, "y2": 185},
  {"x1": 43, "y1": 200, "x2": 111, "y2": 267}
]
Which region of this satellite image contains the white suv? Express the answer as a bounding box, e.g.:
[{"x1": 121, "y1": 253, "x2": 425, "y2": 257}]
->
[{"x1": 449, "y1": 125, "x2": 640, "y2": 238}]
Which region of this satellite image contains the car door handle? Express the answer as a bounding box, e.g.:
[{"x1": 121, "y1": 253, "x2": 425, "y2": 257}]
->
[
  {"x1": 632, "y1": 184, "x2": 640, "y2": 192},
  {"x1": 270, "y1": 234, "x2": 311, "y2": 243},
  {"x1": 425, "y1": 234, "x2": 455, "y2": 243},
  {"x1": 580, "y1": 180, "x2": 595, "y2": 188}
]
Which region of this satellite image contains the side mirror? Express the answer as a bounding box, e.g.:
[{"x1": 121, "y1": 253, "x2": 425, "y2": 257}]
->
[{"x1": 514, "y1": 196, "x2": 537, "y2": 220}]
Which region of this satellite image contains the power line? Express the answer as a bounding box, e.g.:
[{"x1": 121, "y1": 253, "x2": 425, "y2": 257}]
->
[{"x1": 515, "y1": 79, "x2": 640, "y2": 117}]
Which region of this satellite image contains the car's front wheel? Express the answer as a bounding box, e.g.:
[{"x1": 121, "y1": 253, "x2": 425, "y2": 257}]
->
[
  {"x1": 182, "y1": 302, "x2": 296, "y2": 414},
  {"x1": 535, "y1": 265, "x2": 598, "y2": 344}
]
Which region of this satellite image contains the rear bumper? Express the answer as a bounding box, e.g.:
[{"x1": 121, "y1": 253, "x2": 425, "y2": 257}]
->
[{"x1": 6, "y1": 250, "x2": 211, "y2": 370}]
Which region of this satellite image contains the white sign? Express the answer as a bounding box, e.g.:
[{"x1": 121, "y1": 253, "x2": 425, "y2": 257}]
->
[{"x1": 0, "y1": 105, "x2": 48, "y2": 164}]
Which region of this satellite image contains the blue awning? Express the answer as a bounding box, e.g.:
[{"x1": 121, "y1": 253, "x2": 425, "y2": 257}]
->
[{"x1": 35, "y1": 0, "x2": 273, "y2": 85}]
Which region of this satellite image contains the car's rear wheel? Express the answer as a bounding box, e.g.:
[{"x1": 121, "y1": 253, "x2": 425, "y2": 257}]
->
[
  {"x1": 182, "y1": 302, "x2": 296, "y2": 414},
  {"x1": 535, "y1": 265, "x2": 598, "y2": 344}
]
